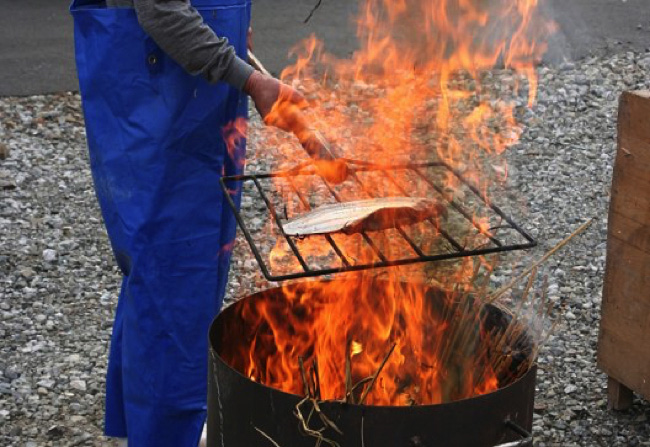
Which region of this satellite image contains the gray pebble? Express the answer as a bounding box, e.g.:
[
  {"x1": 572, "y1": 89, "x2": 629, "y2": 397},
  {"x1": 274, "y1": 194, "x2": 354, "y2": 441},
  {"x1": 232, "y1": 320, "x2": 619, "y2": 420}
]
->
[{"x1": 42, "y1": 249, "x2": 58, "y2": 262}]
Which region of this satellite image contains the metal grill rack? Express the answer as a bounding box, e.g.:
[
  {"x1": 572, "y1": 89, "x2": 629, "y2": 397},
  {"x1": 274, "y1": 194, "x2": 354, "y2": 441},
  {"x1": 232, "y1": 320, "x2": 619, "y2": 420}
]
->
[{"x1": 220, "y1": 159, "x2": 537, "y2": 282}]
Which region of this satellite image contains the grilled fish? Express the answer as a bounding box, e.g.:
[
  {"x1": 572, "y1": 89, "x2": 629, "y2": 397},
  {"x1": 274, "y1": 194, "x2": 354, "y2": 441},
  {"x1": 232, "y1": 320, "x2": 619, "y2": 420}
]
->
[{"x1": 282, "y1": 197, "x2": 446, "y2": 237}]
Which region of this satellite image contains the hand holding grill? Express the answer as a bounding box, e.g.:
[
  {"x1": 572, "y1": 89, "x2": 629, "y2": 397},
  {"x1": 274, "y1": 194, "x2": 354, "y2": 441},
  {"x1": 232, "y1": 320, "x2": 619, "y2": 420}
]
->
[
  {"x1": 245, "y1": 55, "x2": 349, "y2": 184},
  {"x1": 244, "y1": 70, "x2": 307, "y2": 127}
]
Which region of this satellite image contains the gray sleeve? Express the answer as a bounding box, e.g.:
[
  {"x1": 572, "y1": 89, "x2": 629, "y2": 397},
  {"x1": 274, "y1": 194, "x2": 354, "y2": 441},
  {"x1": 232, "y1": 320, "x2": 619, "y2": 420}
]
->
[{"x1": 132, "y1": 0, "x2": 254, "y2": 90}]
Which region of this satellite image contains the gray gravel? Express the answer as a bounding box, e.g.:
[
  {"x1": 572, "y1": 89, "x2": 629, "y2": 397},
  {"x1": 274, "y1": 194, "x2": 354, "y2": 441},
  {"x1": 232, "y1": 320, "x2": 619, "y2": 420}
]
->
[{"x1": 2, "y1": 51, "x2": 650, "y2": 446}]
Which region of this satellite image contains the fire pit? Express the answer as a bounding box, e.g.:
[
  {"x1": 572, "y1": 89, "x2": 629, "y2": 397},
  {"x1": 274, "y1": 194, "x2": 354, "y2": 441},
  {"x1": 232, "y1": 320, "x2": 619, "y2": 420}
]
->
[{"x1": 207, "y1": 278, "x2": 536, "y2": 447}]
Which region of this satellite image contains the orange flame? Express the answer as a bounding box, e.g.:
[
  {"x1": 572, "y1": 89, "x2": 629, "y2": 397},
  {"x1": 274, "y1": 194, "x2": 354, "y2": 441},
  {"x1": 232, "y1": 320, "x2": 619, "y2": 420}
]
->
[
  {"x1": 222, "y1": 117, "x2": 248, "y2": 168},
  {"x1": 229, "y1": 0, "x2": 552, "y2": 406},
  {"x1": 219, "y1": 278, "x2": 532, "y2": 406}
]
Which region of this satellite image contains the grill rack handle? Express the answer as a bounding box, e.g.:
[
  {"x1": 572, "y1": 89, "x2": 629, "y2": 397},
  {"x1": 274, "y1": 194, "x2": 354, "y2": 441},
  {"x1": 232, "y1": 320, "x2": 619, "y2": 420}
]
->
[{"x1": 492, "y1": 420, "x2": 532, "y2": 447}]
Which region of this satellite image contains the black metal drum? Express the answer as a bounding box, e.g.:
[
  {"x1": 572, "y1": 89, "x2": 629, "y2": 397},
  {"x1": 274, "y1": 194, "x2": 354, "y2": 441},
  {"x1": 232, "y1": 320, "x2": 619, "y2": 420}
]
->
[{"x1": 208, "y1": 280, "x2": 535, "y2": 447}]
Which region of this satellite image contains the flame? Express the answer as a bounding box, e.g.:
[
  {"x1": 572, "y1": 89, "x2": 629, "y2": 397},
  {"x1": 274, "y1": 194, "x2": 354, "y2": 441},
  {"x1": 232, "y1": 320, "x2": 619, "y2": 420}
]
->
[
  {"x1": 351, "y1": 341, "x2": 364, "y2": 356},
  {"x1": 219, "y1": 278, "x2": 532, "y2": 406},
  {"x1": 227, "y1": 0, "x2": 552, "y2": 406},
  {"x1": 222, "y1": 117, "x2": 248, "y2": 168}
]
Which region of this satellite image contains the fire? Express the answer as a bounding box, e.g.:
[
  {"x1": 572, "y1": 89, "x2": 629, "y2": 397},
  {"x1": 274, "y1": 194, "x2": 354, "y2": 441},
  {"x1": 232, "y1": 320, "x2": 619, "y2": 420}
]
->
[
  {"x1": 228, "y1": 0, "x2": 552, "y2": 405},
  {"x1": 219, "y1": 278, "x2": 532, "y2": 406},
  {"x1": 222, "y1": 117, "x2": 248, "y2": 168}
]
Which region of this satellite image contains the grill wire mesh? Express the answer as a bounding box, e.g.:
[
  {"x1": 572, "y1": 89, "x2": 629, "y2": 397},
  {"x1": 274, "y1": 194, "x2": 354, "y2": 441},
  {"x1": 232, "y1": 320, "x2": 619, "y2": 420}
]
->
[{"x1": 221, "y1": 159, "x2": 536, "y2": 282}]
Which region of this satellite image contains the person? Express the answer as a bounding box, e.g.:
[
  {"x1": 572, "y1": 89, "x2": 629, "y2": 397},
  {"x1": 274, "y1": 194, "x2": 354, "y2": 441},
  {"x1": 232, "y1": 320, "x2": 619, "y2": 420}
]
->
[{"x1": 70, "y1": 1, "x2": 306, "y2": 446}]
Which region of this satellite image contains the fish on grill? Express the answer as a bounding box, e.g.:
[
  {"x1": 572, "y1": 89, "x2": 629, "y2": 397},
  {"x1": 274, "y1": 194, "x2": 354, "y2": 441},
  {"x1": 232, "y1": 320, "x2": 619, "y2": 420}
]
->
[{"x1": 282, "y1": 197, "x2": 446, "y2": 236}]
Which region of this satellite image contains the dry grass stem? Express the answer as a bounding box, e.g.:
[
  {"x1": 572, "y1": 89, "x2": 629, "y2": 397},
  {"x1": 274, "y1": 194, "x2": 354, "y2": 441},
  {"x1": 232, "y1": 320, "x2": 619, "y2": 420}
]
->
[
  {"x1": 254, "y1": 426, "x2": 283, "y2": 447},
  {"x1": 359, "y1": 342, "x2": 397, "y2": 405},
  {"x1": 487, "y1": 219, "x2": 593, "y2": 304},
  {"x1": 350, "y1": 376, "x2": 373, "y2": 395},
  {"x1": 311, "y1": 359, "x2": 322, "y2": 401},
  {"x1": 522, "y1": 266, "x2": 537, "y2": 305},
  {"x1": 344, "y1": 340, "x2": 354, "y2": 403},
  {"x1": 294, "y1": 397, "x2": 341, "y2": 447},
  {"x1": 299, "y1": 356, "x2": 312, "y2": 398}
]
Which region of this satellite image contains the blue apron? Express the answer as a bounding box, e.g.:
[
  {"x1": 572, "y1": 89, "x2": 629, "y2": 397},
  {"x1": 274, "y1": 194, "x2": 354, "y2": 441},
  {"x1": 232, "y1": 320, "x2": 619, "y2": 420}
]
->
[{"x1": 70, "y1": 1, "x2": 249, "y2": 445}]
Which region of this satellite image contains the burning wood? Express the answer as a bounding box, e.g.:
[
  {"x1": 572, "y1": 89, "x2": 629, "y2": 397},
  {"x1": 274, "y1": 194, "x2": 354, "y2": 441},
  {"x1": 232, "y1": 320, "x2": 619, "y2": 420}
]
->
[{"x1": 282, "y1": 197, "x2": 446, "y2": 237}]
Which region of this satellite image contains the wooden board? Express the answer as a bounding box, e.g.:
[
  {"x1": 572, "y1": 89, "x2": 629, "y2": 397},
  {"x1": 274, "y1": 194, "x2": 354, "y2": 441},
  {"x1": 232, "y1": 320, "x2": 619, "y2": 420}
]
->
[{"x1": 597, "y1": 90, "x2": 650, "y2": 407}]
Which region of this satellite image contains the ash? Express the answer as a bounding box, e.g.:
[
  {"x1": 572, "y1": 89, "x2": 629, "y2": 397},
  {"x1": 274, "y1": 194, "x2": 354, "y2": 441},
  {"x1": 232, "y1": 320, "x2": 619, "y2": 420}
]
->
[{"x1": 2, "y1": 51, "x2": 650, "y2": 446}]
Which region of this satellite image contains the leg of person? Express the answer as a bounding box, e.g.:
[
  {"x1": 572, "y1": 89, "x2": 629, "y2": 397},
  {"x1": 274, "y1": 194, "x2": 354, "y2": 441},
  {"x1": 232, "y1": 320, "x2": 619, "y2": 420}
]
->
[
  {"x1": 118, "y1": 145, "x2": 236, "y2": 447},
  {"x1": 105, "y1": 280, "x2": 128, "y2": 438}
]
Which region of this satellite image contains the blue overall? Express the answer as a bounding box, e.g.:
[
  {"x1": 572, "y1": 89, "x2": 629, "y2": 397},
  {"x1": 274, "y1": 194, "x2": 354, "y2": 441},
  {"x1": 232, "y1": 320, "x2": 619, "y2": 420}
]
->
[{"x1": 70, "y1": 1, "x2": 249, "y2": 445}]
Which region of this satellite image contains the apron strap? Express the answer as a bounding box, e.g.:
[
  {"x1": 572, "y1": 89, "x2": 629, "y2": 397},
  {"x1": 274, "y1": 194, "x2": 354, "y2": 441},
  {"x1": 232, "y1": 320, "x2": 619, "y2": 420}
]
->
[
  {"x1": 71, "y1": 0, "x2": 248, "y2": 10},
  {"x1": 71, "y1": 0, "x2": 106, "y2": 9}
]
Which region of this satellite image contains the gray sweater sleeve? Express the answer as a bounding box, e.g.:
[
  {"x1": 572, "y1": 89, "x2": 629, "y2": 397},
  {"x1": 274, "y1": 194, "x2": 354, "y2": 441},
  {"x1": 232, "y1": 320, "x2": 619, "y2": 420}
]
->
[{"x1": 132, "y1": 0, "x2": 254, "y2": 90}]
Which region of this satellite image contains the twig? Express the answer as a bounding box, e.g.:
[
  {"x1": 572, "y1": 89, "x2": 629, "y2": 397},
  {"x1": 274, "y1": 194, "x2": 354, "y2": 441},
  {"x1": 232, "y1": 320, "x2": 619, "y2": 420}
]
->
[
  {"x1": 359, "y1": 343, "x2": 397, "y2": 405},
  {"x1": 345, "y1": 340, "x2": 354, "y2": 403},
  {"x1": 295, "y1": 398, "x2": 327, "y2": 441},
  {"x1": 254, "y1": 426, "x2": 283, "y2": 447},
  {"x1": 521, "y1": 266, "x2": 537, "y2": 305},
  {"x1": 312, "y1": 399, "x2": 344, "y2": 435},
  {"x1": 294, "y1": 397, "x2": 340, "y2": 447},
  {"x1": 304, "y1": 0, "x2": 324, "y2": 23},
  {"x1": 487, "y1": 219, "x2": 593, "y2": 304},
  {"x1": 350, "y1": 376, "x2": 373, "y2": 395},
  {"x1": 247, "y1": 50, "x2": 272, "y2": 77},
  {"x1": 299, "y1": 356, "x2": 312, "y2": 398},
  {"x1": 311, "y1": 359, "x2": 322, "y2": 401},
  {"x1": 296, "y1": 357, "x2": 343, "y2": 443}
]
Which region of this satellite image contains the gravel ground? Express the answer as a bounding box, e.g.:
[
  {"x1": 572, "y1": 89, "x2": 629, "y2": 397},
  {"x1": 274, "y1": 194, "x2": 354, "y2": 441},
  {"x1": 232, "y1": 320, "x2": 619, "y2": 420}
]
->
[{"x1": 2, "y1": 51, "x2": 650, "y2": 446}]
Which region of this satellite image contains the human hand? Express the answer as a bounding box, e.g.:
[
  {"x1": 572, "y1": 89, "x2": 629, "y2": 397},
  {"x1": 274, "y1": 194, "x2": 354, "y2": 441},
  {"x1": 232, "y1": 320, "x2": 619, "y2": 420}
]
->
[
  {"x1": 243, "y1": 71, "x2": 308, "y2": 132},
  {"x1": 243, "y1": 71, "x2": 349, "y2": 184}
]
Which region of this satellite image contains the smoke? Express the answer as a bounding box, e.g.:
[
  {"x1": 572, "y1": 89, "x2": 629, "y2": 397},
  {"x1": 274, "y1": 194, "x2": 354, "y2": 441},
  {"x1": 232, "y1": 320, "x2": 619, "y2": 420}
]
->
[{"x1": 535, "y1": 0, "x2": 574, "y2": 64}]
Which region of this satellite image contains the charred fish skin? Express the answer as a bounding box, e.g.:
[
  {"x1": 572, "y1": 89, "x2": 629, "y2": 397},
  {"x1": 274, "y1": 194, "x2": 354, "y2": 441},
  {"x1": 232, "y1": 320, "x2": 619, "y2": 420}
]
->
[
  {"x1": 282, "y1": 197, "x2": 446, "y2": 237},
  {"x1": 341, "y1": 203, "x2": 446, "y2": 235}
]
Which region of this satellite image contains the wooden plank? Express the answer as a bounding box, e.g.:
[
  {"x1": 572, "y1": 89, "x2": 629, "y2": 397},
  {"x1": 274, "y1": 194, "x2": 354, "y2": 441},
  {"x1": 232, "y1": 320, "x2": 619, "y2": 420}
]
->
[
  {"x1": 598, "y1": 91, "x2": 650, "y2": 404},
  {"x1": 612, "y1": 135, "x2": 650, "y2": 225},
  {"x1": 608, "y1": 213, "x2": 650, "y2": 257},
  {"x1": 602, "y1": 238, "x2": 650, "y2": 310},
  {"x1": 599, "y1": 321, "x2": 650, "y2": 402},
  {"x1": 619, "y1": 134, "x2": 650, "y2": 168},
  {"x1": 607, "y1": 377, "x2": 634, "y2": 411},
  {"x1": 618, "y1": 90, "x2": 650, "y2": 143}
]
